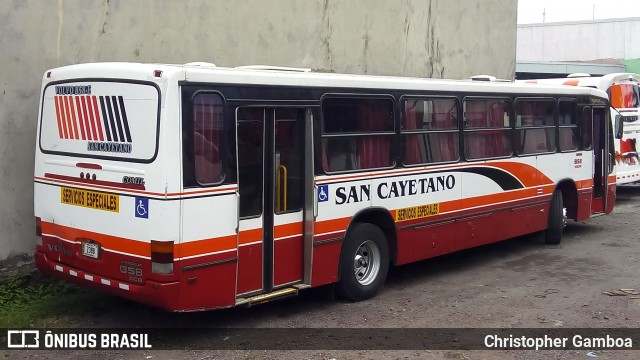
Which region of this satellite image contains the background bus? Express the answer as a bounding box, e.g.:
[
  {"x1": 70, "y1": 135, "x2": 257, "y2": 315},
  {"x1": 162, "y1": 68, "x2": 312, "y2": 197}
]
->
[
  {"x1": 522, "y1": 73, "x2": 640, "y2": 185},
  {"x1": 35, "y1": 63, "x2": 617, "y2": 311}
]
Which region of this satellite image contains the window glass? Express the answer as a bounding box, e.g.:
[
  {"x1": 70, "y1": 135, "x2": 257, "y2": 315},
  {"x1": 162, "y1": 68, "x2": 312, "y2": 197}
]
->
[
  {"x1": 402, "y1": 133, "x2": 459, "y2": 164},
  {"x1": 581, "y1": 107, "x2": 593, "y2": 150},
  {"x1": 193, "y1": 93, "x2": 224, "y2": 184},
  {"x1": 514, "y1": 98, "x2": 556, "y2": 155},
  {"x1": 322, "y1": 136, "x2": 392, "y2": 172},
  {"x1": 464, "y1": 99, "x2": 510, "y2": 129},
  {"x1": 463, "y1": 98, "x2": 511, "y2": 160},
  {"x1": 321, "y1": 97, "x2": 395, "y2": 172},
  {"x1": 402, "y1": 98, "x2": 458, "y2": 130},
  {"x1": 464, "y1": 130, "x2": 512, "y2": 160},
  {"x1": 237, "y1": 108, "x2": 264, "y2": 218},
  {"x1": 322, "y1": 98, "x2": 394, "y2": 133},
  {"x1": 558, "y1": 100, "x2": 576, "y2": 126},
  {"x1": 401, "y1": 97, "x2": 459, "y2": 165},
  {"x1": 516, "y1": 128, "x2": 557, "y2": 155},
  {"x1": 275, "y1": 108, "x2": 304, "y2": 213},
  {"x1": 559, "y1": 100, "x2": 578, "y2": 151},
  {"x1": 515, "y1": 99, "x2": 555, "y2": 127}
]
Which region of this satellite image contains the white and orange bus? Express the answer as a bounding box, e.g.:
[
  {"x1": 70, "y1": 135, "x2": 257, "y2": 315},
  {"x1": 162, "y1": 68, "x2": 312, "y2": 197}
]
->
[
  {"x1": 35, "y1": 63, "x2": 618, "y2": 311},
  {"x1": 523, "y1": 73, "x2": 640, "y2": 185}
]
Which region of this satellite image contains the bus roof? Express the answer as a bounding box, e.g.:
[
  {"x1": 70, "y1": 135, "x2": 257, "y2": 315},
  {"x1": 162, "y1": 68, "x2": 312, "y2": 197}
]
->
[
  {"x1": 44, "y1": 62, "x2": 609, "y2": 99},
  {"x1": 522, "y1": 73, "x2": 640, "y2": 91}
]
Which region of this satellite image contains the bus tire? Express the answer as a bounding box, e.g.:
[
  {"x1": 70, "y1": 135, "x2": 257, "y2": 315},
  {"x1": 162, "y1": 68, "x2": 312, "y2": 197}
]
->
[
  {"x1": 336, "y1": 223, "x2": 389, "y2": 302},
  {"x1": 545, "y1": 190, "x2": 564, "y2": 245}
]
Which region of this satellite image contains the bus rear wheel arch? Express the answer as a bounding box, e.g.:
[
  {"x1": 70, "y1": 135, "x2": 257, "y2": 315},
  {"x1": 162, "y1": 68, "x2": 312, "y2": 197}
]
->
[{"x1": 336, "y1": 223, "x2": 390, "y2": 302}]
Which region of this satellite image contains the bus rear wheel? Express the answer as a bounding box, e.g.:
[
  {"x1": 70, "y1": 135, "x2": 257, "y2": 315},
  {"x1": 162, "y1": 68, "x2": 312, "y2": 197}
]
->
[
  {"x1": 337, "y1": 223, "x2": 389, "y2": 302},
  {"x1": 545, "y1": 190, "x2": 564, "y2": 245}
]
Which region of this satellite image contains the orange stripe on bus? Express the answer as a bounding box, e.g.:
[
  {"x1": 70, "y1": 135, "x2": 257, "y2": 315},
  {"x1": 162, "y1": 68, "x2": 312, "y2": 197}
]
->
[
  {"x1": 315, "y1": 217, "x2": 351, "y2": 235},
  {"x1": 176, "y1": 235, "x2": 237, "y2": 258},
  {"x1": 42, "y1": 222, "x2": 149, "y2": 257},
  {"x1": 239, "y1": 228, "x2": 262, "y2": 245},
  {"x1": 489, "y1": 162, "x2": 552, "y2": 187},
  {"x1": 440, "y1": 188, "x2": 547, "y2": 213},
  {"x1": 274, "y1": 222, "x2": 303, "y2": 239}
]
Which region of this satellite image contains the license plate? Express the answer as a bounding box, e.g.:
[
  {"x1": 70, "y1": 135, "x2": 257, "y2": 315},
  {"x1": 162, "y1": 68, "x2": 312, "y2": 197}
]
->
[{"x1": 82, "y1": 242, "x2": 100, "y2": 259}]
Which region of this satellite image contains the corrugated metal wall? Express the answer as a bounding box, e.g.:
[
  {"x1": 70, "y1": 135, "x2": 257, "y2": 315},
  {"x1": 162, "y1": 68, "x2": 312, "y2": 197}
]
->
[{"x1": 517, "y1": 18, "x2": 640, "y2": 62}]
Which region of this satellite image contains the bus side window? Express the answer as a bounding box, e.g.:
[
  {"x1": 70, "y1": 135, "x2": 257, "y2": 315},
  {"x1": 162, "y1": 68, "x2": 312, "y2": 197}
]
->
[
  {"x1": 514, "y1": 98, "x2": 556, "y2": 155},
  {"x1": 401, "y1": 97, "x2": 459, "y2": 165},
  {"x1": 193, "y1": 93, "x2": 224, "y2": 185},
  {"x1": 581, "y1": 107, "x2": 593, "y2": 150},
  {"x1": 321, "y1": 97, "x2": 394, "y2": 172},
  {"x1": 463, "y1": 98, "x2": 511, "y2": 160},
  {"x1": 558, "y1": 99, "x2": 578, "y2": 152}
]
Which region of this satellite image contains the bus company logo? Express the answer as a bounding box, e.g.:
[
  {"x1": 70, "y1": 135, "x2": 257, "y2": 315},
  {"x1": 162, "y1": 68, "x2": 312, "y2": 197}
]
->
[{"x1": 53, "y1": 88, "x2": 133, "y2": 154}]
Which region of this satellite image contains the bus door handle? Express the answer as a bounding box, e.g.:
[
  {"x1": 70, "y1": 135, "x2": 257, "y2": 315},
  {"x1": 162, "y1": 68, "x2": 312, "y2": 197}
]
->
[
  {"x1": 235, "y1": 191, "x2": 240, "y2": 234},
  {"x1": 313, "y1": 185, "x2": 318, "y2": 219}
]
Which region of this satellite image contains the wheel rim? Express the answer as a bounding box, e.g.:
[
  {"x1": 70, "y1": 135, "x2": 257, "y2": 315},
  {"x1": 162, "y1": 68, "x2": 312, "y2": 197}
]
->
[{"x1": 353, "y1": 240, "x2": 381, "y2": 286}]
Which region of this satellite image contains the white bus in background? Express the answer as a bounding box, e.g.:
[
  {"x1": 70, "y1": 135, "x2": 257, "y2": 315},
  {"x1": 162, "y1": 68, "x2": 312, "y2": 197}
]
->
[{"x1": 523, "y1": 73, "x2": 640, "y2": 185}]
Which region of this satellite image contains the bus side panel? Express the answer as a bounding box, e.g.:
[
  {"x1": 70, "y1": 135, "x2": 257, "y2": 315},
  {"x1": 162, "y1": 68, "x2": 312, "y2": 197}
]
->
[
  {"x1": 395, "y1": 221, "x2": 464, "y2": 265},
  {"x1": 179, "y1": 193, "x2": 238, "y2": 309},
  {"x1": 310, "y1": 240, "x2": 342, "y2": 287},
  {"x1": 176, "y1": 257, "x2": 237, "y2": 310}
]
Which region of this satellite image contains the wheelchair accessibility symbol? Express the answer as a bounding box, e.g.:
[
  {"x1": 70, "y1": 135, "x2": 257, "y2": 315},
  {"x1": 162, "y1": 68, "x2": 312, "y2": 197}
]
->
[
  {"x1": 135, "y1": 197, "x2": 149, "y2": 219},
  {"x1": 317, "y1": 185, "x2": 329, "y2": 203}
]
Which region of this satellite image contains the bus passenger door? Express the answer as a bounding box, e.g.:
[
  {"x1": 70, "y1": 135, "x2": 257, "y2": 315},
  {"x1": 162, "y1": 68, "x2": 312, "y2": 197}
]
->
[
  {"x1": 236, "y1": 107, "x2": 309, "y2": 297},
  {"x1": 591, "y1": 106, "x2": 610, "y2": 214}
]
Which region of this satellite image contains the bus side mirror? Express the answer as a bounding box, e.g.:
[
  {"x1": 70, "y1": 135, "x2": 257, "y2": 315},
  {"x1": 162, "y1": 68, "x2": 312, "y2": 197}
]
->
[{"x1": 615, "y1": 115, "x2": 624, "y2": 139}]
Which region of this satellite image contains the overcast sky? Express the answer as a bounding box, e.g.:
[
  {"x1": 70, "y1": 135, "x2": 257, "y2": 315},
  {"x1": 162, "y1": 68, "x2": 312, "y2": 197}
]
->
[{"x1": 518, "y1": 0, "x2": 640, "y2": 24}]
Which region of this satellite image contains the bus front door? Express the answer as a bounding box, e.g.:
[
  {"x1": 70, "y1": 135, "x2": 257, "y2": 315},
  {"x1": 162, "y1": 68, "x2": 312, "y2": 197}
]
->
[
  {"x1": 236, "y1": 107, "x2": 310, "y2": 297},
  {"x1": 591, "y1": 106, "x2": 610, "y2": 214}
]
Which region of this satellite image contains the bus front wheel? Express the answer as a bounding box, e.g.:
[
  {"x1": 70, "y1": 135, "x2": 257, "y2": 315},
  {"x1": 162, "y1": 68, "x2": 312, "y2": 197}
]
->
[
  {"x1": 337, "y1": 223, "x2": 389, "y2": 302},
  {"x1": 545, "y1": 190, "x2": 564, "y2": 245}
]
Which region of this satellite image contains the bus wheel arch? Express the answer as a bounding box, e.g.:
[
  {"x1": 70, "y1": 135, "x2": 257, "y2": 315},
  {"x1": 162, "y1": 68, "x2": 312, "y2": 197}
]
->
[
  {"x1": 545, "y1": 180, "x2": 577, "y2": 245},
  {"x1": 554, "y1": 179, "x2": 578, "y2": 221},
  {"x1": 336, "y1": 208, "x2": 396, "y2": 301}
]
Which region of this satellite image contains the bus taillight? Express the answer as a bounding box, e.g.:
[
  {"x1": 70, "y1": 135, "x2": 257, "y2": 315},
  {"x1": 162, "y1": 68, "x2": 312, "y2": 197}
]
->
[{"x1": 151, "y1": 240, "x2": 174, "y2": 274}]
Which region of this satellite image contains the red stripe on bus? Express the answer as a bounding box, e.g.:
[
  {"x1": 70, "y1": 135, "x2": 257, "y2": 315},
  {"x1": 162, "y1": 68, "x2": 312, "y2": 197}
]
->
[
  {"x1": 91, "y1": 96, "x2": 105, "y2": 141},
  {"x1": 44, "y1": 173, "x2": 145, "y2": 190},
  {"x1": 63, "y1": 95, "x2": 72, "y2": 139},
  {"x1": 54, "y1": 96, "x2": 64, "y2": 139},
  {"x1": 75, "y1": 96, "x2": 87, "y2": 140},
  {"x1": 68, "y1": 96, "x2": 80, "y2": 139},
  {"x1": 35, "y1": 175, "x2": 237, "y2": 197}
]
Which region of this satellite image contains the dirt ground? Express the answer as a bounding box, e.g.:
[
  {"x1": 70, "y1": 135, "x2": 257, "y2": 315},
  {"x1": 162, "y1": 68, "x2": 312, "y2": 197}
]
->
[{"x1": 3, "y1": 186, "x2": 640, "y2": 359}]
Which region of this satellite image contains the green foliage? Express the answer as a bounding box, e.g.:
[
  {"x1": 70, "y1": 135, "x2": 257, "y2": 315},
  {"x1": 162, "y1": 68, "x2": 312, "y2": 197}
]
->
[{"x1": 0, "y1": 273, "x2": 118, "y2": 328}]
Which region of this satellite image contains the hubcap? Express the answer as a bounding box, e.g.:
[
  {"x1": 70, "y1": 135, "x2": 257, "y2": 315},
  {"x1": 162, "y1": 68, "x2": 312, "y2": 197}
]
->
[{"x1": 353, "y1": 240, "x2": 381, "y2": 286}]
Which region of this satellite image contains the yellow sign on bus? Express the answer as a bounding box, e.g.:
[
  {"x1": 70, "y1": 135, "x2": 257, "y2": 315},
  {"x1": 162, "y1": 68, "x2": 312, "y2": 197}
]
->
[
  {"x1": 395, "y1": 203, "x2": 440, "y2": 222},
  {"x1": 60, "y1": 187, "x2": 119, "y2": 212}
]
